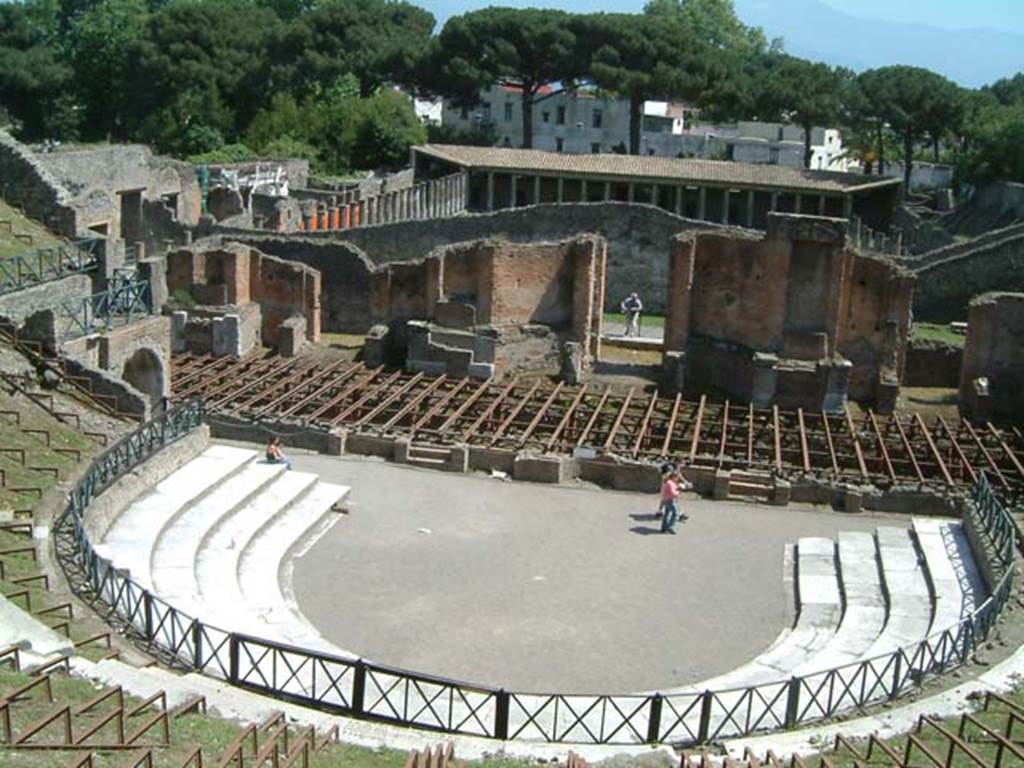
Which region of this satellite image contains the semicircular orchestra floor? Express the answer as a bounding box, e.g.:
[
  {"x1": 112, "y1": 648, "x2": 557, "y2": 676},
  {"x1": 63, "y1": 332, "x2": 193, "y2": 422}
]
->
[{"x1": 287, "y1": 453, "x2": 899, "y2": 694}]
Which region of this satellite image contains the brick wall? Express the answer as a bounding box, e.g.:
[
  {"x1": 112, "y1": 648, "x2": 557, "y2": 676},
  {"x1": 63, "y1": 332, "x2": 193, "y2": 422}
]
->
[{"x1": 960, "y1": 292, "x2": 1024, "y2": 421}]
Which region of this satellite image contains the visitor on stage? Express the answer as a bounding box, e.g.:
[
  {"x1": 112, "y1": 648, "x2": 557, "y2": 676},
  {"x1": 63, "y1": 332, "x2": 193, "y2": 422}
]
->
[
  {"x1": 658, "y1": 464, "x2": 691, "y2": 534},
  {"x1": 621, "y1": 292, "x2": 643, "y2": 337}
]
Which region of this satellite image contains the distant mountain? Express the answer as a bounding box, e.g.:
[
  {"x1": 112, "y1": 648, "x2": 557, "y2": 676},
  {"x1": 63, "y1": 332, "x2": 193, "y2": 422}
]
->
[{"x1": 735, "y1": 0, "x2": 1024, "y2": 87}]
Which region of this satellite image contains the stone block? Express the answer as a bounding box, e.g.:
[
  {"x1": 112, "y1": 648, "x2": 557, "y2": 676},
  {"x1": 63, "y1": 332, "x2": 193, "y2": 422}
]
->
[
  {"x1": 278, "y1": 315, "x2": 306, "y2": 357},
  {"x1": 767, "y1": 212, "x2": 847, "y2": 244},
  {"x1": 751, "y1": 353, "x2": 778, "y2": 407},
  {"x1": 783, "y1": 331, "x2": 828, "y2": 361},
  {"x1": 211, "y1": 314, "x2": 241, "y2": 358},
  {"x1": 362, "y1": 324, "x2": 390, "y2": 367},
  {"x1": 326, "y1": 430, "x2": 346, "y2": 456},
  {"x1": 447, "y1": 444, "x2": 469, "y2": 473},
  {"x1": 770, "y1": 479, "x2": 791, "y2": 506},
  {"x1": 170, "y1": 310, "x2": 188, "y2": 353},
  {"x1": 661, "y1": 350, "x2": 687, "y2": 394},
  {"x1": 874, "y1": 373, "x2": 900, "y2": 414},
  {"x1": 822, "y1": 358, "x2": 852, "y2": 413},
  {"x1": 561, "y1": 341, "x2": 583, "y2": 384},
  {"x1": 513, "y1": 454, "x2": 565, "y2": 484},
  {"x1": 434, "y1": 300, "x2": 476, "y2": 328},
  {"x1": 467, "y1": 362, "x2": 494, "y2": 379},
  {"x1": 713, "y1": 469, "x2": 731, "y2": 500},
  {"x1": 393, "y1": 437, "x2": 411, "y2": 463},
  {"x1": 843, "y1": 485, "x2": 864, "y2": 513}
]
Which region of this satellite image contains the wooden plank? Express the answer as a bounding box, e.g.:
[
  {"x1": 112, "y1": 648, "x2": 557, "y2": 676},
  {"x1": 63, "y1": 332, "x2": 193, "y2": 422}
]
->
[
  {"x1": 518, "y1": 381, "x2": 565, "y2": 447},
  {"x1": 576, "y1": 386, "x2": 613, "y2": 447},
  {"x1": 435, "y1": 379, "x2": 492, "y2": 434},
  {"x1": 688, "y1": 394, "x2": 707, "y2": 462},
  {"x1": 303, "y1": 366, "x2": 382, "y2": 420},
  {"x1": 277, "y1": 363, "x2": 367, "y2": 418},
  {"x1": 659, "y1": 393, "x2": 682, "y2": 457},
  {"x1": 844, "y1": 406, "x2": 870, "y2": 479},
  {"x1": 250, "y1": 359, "x2": 351, "y2": 416},
  {"x1": 381, "y1": 375, "x2": 448, "y2": 430},
  {"x1": 409, "y1": 378, "x2": 471, "y2": 434},
  {"x1": 328, "y1": 370, "x2": 403, "y2": 426},
  {"x1": 916, "y1": 414, "x2": 954, "y2": 486},
  {"x1": 717, "y1": 401, "x2": 730, "y2": 467},
  {"x1": 545, "y1": 385, "x2": 589, "y2": 451},
  {"x1": 772, "y1": 405, "x2": 782, "y2": 472},
  {"x1": 602, "y1": 388, "x2": 635, "y2": 451},
  {"x1": 937, "y1": 415, "x2": 976, "y2": 483},
  {"x1": 820, "y1": 412, "x2": 840, "y2": 477},
  {"x1": 963, "y1": 419, "x2": 1008, "y2": 488},
  {"x1": 868, "y1": 411, "x2": 896, "y2": 481},
  {"x1": 461, "y1": 378, "x2": 520, "y2": 440},
  {"x1": 892, "y1": 415, "x2": 924, "y2": 482},
  {"x1": 746, "y1": 403, "x2": 754, "y2": 464},
  {"x1": 797, "y1": 408, "x2": 811, "y2": 473},
  {"x1": 488, "y1": 380, "x2": 543, "y2": 446},
  {"x1": 631, "y1": 393, "x2": 658, "y2": 458}
]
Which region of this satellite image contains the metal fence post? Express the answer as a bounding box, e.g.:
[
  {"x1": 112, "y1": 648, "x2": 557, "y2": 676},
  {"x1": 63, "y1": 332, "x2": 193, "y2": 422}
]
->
[
  {"x1": 229, "y1": 634, "x2": 240, "y2": 684},
  {"x1": 494, "y1": 689, "x2": 510, "y2": 740},
  {"x1": 646, "y1": 694, "x2": 663, "y2": 744},
  {"x1": 784, "y1": 678, "x2": 801, "y2": 728},
  {"x1": 192, "y1": 620, "x2": 203, "y2": 671},
  {"x1": 890, "y1": 653, "x2": 903, "y2": 699},
  {"x1": 143, "y1": 591, "x2": 154, "y2": 641},
  {"x1": 697, "y1": 691, "x2": 712, "y2": 743},
  {"x1": 351, "y1": 660, "x2": 366, "y2": 715}
]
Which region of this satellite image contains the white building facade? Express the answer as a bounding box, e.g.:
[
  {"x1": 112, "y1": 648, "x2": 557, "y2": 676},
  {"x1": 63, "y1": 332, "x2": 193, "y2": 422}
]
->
[{"x1": 442, "y1": 86, "x2": 849, "y2": 171}]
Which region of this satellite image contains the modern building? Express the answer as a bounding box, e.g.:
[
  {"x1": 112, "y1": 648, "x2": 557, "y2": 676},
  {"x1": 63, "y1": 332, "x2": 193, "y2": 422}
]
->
[
  {"x1": 411, "y1": 144, "x2": 902, "y2": 231},
  {"x1": 442, "y1": 86, "x2": 848, "y2": 171}
]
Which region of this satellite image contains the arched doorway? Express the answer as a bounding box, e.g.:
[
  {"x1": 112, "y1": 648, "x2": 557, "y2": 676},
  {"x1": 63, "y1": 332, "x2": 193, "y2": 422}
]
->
[{"x1": 122, "y1": 348, "x2": 165, "y2": 412}]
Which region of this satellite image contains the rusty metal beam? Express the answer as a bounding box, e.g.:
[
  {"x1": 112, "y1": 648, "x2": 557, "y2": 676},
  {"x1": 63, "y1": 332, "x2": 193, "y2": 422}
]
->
[
  {"x1": 576, "y1": 386, "x2": 612, "y2": 448},
  {"x1": 868, "y1": 411, "x2": 896, "y2": 481},
  {"x1": 409, "y1": 378, "x2": 471, "y2": 435},
  {"x1": 844, "y1": 407, "x2": 870, "y2": 479},
  {"x1": 342, "y1": 371, "x2": 417, "y2": 427},
  {"x1": 772, "y1": 405, "x2": 782, "y2": 472},
  {"x1": 254, "y1": 360, "x2": 356, "y2": 417},
  {"x1": 797, "y1": 408, "x2": 810, "y2": 473},
  {"x1": 892, "y1": 416, "x2": 924, "y2": 482},
  {"x1": 517, "y1": 382, "x2": 565, "y2": 448},
  {"x1": 936, "y1": 415, "x2": 976, "y2": 484},
  {"x1": 489, "y1": 381, "x2": 543, "y2": 446},
  {"x1": 304, "y1": 367, "x2": 383, "y2": 421},
  {"x1": 821, "y1": 412, "x2": 840, "y2": 478},
  {"x1": 435, "y1": 379, "x2": 492, "y2": 434},
  {"x1": 746, "y1": 404, "x2": 754, "y2": 465},
  {"x1": 462, "y1": 378, "x2": 519, "y2": 441},
  {"x1": 963, "y1": 419, "x2": 1008, "y2": 488},
  {"x1": 987, "y1": 423, "x2": 1024, "y2": 481},
  {"x1": 717, "y1": 401, "x2": 730, "y2": 467}
]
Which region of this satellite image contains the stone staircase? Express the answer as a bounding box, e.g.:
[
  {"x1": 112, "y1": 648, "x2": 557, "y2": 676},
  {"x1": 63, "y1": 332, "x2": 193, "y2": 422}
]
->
[{"x1": 94, "y1": 444, "x2": 351, "y2": 655}]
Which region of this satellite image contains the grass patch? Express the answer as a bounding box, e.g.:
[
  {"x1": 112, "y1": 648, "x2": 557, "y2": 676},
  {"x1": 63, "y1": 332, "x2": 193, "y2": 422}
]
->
[
  {"x1": 602, "y1": 311, "x2": 665, "y2": 332},
  {"x1": 912, "y1": 321, "x2": 966, "y2": 348},
  {"x1": 0, "y1": 201, "x2": 64, "y2": 260}
]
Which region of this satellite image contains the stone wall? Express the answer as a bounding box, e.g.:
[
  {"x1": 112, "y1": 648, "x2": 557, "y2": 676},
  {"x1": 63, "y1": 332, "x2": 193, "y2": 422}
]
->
[
  {"x1": 959, "y1": 292, "x2": 1024, "y2": 422},
  {"x1": 168, "y1": 242, "x2": 321, "y2": 347},
  {"x1": 913, "y1": 229, "x2": 1024, "y2": 322},
  {"x1": 0, "y1": 274, "x2": 93, "y2": 324},
  {"x1": 0, "y1": 131, "x2": 78, "y2": 236},
  {"x1": 904, "y1": 338, "x2": 963, "y2": 388},
  {"x1": 217, "y1": 202, "x2": 734, "y2": 313},
  {"x1": 664, "y1": 214, "x2": 914, "y2": 410}
]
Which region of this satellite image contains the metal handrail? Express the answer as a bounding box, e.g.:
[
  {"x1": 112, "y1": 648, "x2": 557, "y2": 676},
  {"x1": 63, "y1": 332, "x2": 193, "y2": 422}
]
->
[
  {"x1": 0, "y1": 238, "x2": 102, "y2": 296},
  {"x1": 52, "y1": 404, "x2": 1017, "y2": 745}
]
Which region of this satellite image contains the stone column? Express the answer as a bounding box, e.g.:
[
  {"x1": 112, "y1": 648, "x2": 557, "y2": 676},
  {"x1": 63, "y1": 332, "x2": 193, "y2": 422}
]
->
[
  {"x1": 603, "y1": 181, "x2": 611, "y2": 201},
  {"x1": 651, "y1": 183, "x2": 658, "y2": 206},
  {"x1": 697, "y1": 187, "x2": 707, "y2": 220},
  {"x1": 842, "y1": 195, "x2": 853, "y2": 220},
  {"x1": 770, "y1": 191, "x2": 779, "y2": 212},
  {"x1": 533, "y1": 176, "x2": 541, "y2": 205},
  {"x1": 486, "y1": 173, "x2": 495, "y2": 211},
  {"x1": 794, "y1": 194, "x2": 803, "y2": 214},
  {"x1": 581, "y1": 179, "x2": 588, "y2": 201},
  {"x1": 675, "y1": 187, "x2": 683, "y2": 215},
  {"x1": 510, "y1": 175, "x2": 518, "y2": 208},
  {"x1": 722, "y1": 189, "x2": 731, "y2": 224},
  {"x1": 746, "y1": 190, "x2": 755, "y2": 228},
  {"x1": 628, "y1": 182, "x2": 635, "y2": 203},
  {"x1": 557, "y1": 177, "x2": 564, "y2": 203},
  {"x1": 818, "y1": 195, "x2": 827, "y2": 215}
]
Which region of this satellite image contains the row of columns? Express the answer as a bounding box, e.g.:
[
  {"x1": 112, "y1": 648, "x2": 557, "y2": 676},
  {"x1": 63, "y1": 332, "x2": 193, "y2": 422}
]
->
[
  {"x1": 482, "y1": 171, "x2": 854, "y2": 228},
  {"x1": 296, "y1": 173, "x2": 468, "y2": 232}
]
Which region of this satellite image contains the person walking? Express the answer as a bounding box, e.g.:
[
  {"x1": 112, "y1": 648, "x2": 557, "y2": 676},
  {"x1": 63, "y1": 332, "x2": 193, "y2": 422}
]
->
[
  {"x1": 621, "y1": 292, "x2": 643, "y2": 337},
  {"x1": 658, "y1": 465, "x2": 691, "y2": 534}
]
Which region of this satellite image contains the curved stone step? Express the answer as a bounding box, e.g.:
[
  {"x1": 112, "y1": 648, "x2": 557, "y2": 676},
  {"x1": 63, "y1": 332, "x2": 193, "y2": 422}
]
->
[
  {"x1": 794, "y1": 531, "x2": 887, "y2": 673},
  {"x1": 913, "y1": 518, "x2": 986, "y2": 635},
  {"x1": 861, "y1": 526, "x2": 933, "y2": 658},
  {"x1": 193, "y1": 470, "x2": 320, "y2": 636},
  {"x1": 237, "y1": 482, "x2": 351, "y2": 652},
  {"x1": 95, "y1": 445, "x2": 256, "y2": 587},
  {"x1": 151, "y1": 467, "x2": 314, "y2": 612}
]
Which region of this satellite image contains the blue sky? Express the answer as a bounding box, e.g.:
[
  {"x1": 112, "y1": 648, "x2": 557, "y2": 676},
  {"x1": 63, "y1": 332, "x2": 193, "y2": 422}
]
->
[{"x1": 422, "y1": 0, "x2": 1024, "y2": 33}]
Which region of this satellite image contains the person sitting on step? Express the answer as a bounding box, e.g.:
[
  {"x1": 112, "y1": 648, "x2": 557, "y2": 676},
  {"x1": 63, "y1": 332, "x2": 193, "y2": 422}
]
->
[{"x1": 265, "y1": 436, "x2": 292, "y2": 470}]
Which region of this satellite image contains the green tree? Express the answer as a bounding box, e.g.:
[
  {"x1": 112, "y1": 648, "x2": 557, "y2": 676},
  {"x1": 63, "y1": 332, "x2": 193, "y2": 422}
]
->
[
  {"x1": 122, "y1": 0, "x2": 280, "y2": 152},
  {"x1": 578, "y1": 12, "x2": 708, "y2": 155},
  {"x1": 271, "y1": 0, "x2": 434, "y2": 97},
  {"x1": 348, "y1": 88, "x2": 426, "y2": 169},
  {"x1": 987, "y1": 72, "x2": 1024, "y2": 106},
  {"x1": 432, "y1": 8, "x2": 582, "y2": 149},
  {"x1": 858, "y1": 66, "x2": 962, "y2": 197},
  {"x1": 0, "y1": 2, "x2": 73, "y2": 139},
  {"x1": 957, "y1": 102, "x2": 1024, "y2": 186},
  {"x1": 753, "y1": 54, "x2": 846, "y2": 168},
  {"x1": 68, "y1": 0, "x2": 149, "y2": 140}
]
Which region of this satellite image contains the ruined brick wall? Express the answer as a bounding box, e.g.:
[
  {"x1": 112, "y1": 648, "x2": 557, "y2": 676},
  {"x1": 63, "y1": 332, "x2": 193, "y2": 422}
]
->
[
  {"x1": 837, "y1": 254, "x2": 914, "y2": 400},
  {"x1": 485, "y1": 241, "x2": 574, "y2": 327},
  {"x1": 167, "y1": 242, "x2": 321, "y2": 347},
  {"x1": 0, "y1": 131, "x2": 78, "y2": 236},
  {"x1": 960, "y1": 292, "x2": 1024, "y2": 421}
]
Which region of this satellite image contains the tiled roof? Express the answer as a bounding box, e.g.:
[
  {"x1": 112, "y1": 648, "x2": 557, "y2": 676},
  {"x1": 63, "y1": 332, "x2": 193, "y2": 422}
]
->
[{"x1": 413, "y1": 144, "x2": 900, "y2": 194}]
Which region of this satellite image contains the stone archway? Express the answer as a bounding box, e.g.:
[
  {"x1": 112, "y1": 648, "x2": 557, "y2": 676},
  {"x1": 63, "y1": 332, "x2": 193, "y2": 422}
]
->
[{"x1": 122, "y1": 347, "x2": 166, "y2": 411}]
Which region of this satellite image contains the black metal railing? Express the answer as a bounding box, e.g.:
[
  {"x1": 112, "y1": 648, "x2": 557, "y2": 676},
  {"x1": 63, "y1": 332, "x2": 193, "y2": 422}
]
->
[
  {"x1": 55, "y1": 278, "x2": 151, "y2": 340},
  {"x1": 53, "y1": 405, "x2": 1017, "y2": 745},
  {"x1": 0, "y1": 238, "x2": 102, "y2": 296}
]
